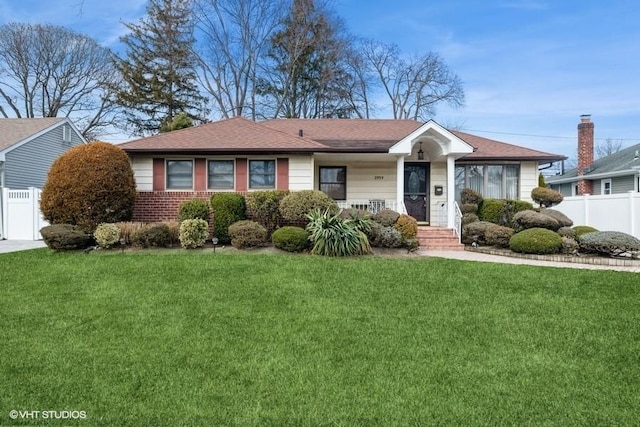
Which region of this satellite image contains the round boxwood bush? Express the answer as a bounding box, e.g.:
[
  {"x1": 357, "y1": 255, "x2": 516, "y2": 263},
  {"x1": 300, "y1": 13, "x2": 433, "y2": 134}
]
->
[
  {"x1": 509, "y1": 228, "x2": 563, "y2": 254},
  {"x1": 540, "y1": 208, "x2": 573, "y2": 227},
  {"x1": 531, "y1": 186, "x2": 563, "y2": 208},
  {"x1": 478, "y1": 199, "x2": 506, "y2": 224},
  {"x1": 271, "y1": 226, "x2": 309, "y2": 252},
  {"x1": 578, "y1": 231, "x2": 640, "y2": 259},
  {"x1": 460, "y1": 203, "x2": 479, "y2": 215},
  {"x1": 373, "y1": 209, "x2": 400, "y2": 227},
  {"x1": 93, "y1": 223, "x2": 121, "y2": 248},
  {"x1": 462, "y1": 213, "x2": 479, "y2": 226},
  {"x1": 245, "y1": 190, "x2": 289, "y2": 234},
  {"x1": 41, "y1": 224, "x2": 94, "y2": 251},
  {"x1": 178, "y1": 199, "x2": 210, "y2": 223},
  {"x1": 228, "y1": 220, "x2": 267, "y2": 249},
  {"x1": 461, "y1": 221, "x2": 494, "y2": 245},
  {"x1": 367, "y1": 223, "x2": 404, "y2": 248},
  {"x1": 460, "y1": 188, "x2": 483, "y2": 205},
  {"x1": 211, "y1": 193, "x2": 246, "y2": 244},
  {"x1": 40, "y1": 142, "x2": 136, "y2": 233},
  {"x1": 512, "y1": 210, "x2": 561, "y2": 232},
  {"x1": 557, "y1": 226, "x2": 576, "y2": 239},
  {"x1": 394, "y1": 214, "x2": 418, "y2": 240},
  {"x1": 131, "y1": 223, "x2": 172, "y2": 248},
  {"x1": 279, "y1": 190, "x2": 338, "y2": 225},
  {"x1": 485, "y1": 224, "x2": 514, "y2": 248},
  {"x1": 179, "y1": 219, "x2": 208, "y2": 249},
  {"x1": 573, "y1": 225, "x2": 599, "y2": 239}
]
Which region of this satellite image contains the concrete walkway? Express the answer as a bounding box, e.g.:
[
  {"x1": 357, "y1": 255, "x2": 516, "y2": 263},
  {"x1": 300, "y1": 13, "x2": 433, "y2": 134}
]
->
[
  {"x1": 0, "y1": 240, "x2": 47, "y2": 254},
  {"x1": 420, "y1": 250, "x2": 640, "y2": 273}
]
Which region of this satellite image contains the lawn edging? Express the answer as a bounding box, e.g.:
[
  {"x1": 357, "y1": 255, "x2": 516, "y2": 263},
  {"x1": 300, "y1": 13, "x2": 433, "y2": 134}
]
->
[{"x1": 466, "y1": 246, "x2": 640, "y2": 267}]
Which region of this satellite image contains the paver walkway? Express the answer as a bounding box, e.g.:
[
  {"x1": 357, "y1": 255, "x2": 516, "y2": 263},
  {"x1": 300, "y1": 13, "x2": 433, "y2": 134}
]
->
[{"x1": 0, "y1": 240, "x2": 46, "y2": 254}]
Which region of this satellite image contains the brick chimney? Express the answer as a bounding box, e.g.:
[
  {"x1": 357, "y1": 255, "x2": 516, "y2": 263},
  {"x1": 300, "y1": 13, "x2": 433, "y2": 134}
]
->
[{"x1": 577, "y1": 114, "x2": 594, "y2": 195}]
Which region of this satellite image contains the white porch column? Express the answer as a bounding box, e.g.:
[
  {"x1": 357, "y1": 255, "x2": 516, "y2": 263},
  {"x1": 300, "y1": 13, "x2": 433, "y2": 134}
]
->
[
  {"x1": 447, "y1": 155, "x2": 456, "y2": 228},
  {"x1": 396, "y1": 155, "x2": 405, "y2": 212}
]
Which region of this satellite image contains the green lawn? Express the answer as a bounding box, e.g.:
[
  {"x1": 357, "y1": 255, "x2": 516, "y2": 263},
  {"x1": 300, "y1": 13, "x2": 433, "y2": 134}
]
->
[{"x1": 1, "y1": 249, "x2": 639, "y2": 426}]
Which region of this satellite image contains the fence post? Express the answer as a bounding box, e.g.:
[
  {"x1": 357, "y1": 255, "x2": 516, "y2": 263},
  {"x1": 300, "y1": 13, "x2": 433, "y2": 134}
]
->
[
  {"x1": 29, "y1": 187, "x2": 38, "y2": 240},
  {"x1": 583, "y1": 193, "x2": 590, "y2": 226}
]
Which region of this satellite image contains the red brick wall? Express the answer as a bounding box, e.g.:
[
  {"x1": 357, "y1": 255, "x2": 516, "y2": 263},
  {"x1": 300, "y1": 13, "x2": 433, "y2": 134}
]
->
[
  {"x1": 577, "y1": 115, "x2": 595, "y2": 195},
  {"x1": 132, "y1": 191, "x2": 215, "y2": 223}
]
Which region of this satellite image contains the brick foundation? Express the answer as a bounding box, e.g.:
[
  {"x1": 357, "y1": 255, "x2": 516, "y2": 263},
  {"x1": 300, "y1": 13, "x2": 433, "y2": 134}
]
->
[{"x1": 133, "y1": 191, "x2": 216, "y2": 223}]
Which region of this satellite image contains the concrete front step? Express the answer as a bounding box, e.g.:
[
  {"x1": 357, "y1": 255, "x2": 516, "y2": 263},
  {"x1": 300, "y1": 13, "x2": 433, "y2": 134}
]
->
[{"x1": 417, "y1": 226, "x2": 465, "y2": 251}]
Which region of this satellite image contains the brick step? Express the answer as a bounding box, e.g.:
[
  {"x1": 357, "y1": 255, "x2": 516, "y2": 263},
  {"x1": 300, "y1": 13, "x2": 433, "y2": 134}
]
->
[
  {"x1": 420, "y1": 244, "x2": 465, "y2": 251},
  {"x1": 416, "y1": 227, "x2": 464, "y2": 251},
  {"x1": 417, "y1": 230, "x2": 457, "y2": 238}
]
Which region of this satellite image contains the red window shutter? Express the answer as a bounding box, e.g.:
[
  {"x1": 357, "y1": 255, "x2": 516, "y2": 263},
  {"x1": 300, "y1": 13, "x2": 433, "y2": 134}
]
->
[
  {"x1": 277, "y1": 158, "x2": 289, "y2": 190},
  {"x1": 194, "y1": 158, "x2": 206, "y2": 191},
  {"x1": 236, "y1": 158, "x2": 247, "y2": 192},
  {"x1": 152, "y1": 158, "x2": 165, "y2": 191}
]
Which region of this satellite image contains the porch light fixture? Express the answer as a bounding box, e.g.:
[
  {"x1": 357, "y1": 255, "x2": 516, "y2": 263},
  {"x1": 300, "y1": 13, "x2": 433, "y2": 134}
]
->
[{"x1": 418, "y1": 142, "x2": 424, "y2": 160}]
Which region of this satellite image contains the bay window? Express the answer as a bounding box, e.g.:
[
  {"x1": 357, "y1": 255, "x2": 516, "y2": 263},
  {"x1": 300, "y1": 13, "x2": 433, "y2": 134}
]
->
[{"x1": 455, "y1": 164, "x2": 520, "y2": 201}]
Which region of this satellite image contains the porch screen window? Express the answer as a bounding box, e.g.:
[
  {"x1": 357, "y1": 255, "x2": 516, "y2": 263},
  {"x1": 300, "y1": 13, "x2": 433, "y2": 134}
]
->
[
  {"x1": 249, "y1": 160, "x2": 275, "y2": 189},
  {"x1": 166, "y1": 160, "x2": 193, "y2": 190},
  {"x1": 455, "y1": 164, "x2": 520, "y2": 201},
  {"x1": 208, "y1": 160, "x2": 234, "y2": 189},
  {"x1": 319, "y1": 167, "x2": 346, "y2": 200}
]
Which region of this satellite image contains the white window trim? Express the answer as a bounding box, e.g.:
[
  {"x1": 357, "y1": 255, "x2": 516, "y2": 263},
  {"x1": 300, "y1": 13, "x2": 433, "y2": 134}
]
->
[
  {"x1": 165, "y1": 158, "x2": 194, "y2": 191},
  {"x1": 248, "y1": 158, "x2": 277, "y2": 190},
  {"x1": 571, "y1": 182, "x2": 579, "y2": 196},
  {"x1": 601, "y1": 179, "x2": 612, "y2": 195},
  {"x1": 207, "y1": 158, "x2": 236, "y2": 191}
]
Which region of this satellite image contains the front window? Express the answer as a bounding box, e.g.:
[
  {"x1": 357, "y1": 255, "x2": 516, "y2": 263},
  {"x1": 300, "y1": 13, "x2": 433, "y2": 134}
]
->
[
  {"x1": 166, "y1": 160, "x2": 193, "y2": 190},
  {"x1": 455, "y1": 164, "x2": 520, "y2": 201},
  {"x1": 249, "y1": 160, "x2": 276, "y2": 189},
  {"x1": 208, "y1": 160, "x2": 234, "y2": 190},
  {"x1": 319, "y1": 167, "x2": 346, "y2": 200}
]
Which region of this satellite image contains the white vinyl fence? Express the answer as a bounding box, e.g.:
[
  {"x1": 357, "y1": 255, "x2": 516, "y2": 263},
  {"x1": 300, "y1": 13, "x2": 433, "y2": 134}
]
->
[
  {"x1": 0, "y1": 187, "x2": 48, "y2": 240},
  {"x1": 553, "y1": 192, "x2": 640, "y2": 239}
]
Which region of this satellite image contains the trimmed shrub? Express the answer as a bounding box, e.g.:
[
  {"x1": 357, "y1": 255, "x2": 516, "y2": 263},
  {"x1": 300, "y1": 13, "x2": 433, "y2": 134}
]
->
[
  {"x1": 478, "y1": 199, "x2": 506, "y2": 224},
  {"x1": 512, "y1": 210, "x2": 561, "y2": 232},
  {"x1": 306, "y1": 209, "x2": 372, "y2": 256},
  {"x1": 211, "y1": 193, "x2": 246, "y2": 244},
  {"x1": 368, "y1": 224, "x2": 404, "y2": 248},
  {"x1": 40, "y1": 142, "x2": 136, "y2": 233},
  {"x1": 460, "y1": 203, "x2": 479, "y2": 215},
  {"x1": 394, "y1": 214, "x2": 418, "y2": 241},
  {"x1": 561, "y1": 237, "x2": 579, "y2": 255},
  {"x1": 131, "y1": 223, "x2": 172, "y2": 248},
  {"x1": 93, "y1": 223, "x2": 121, "y2": 248},
  {"x1": 538, "y1": 173, "x2": 547, "y2": 188},
  {"x1": 531, "y1": 186, "x2": 563, "y2": 208},
  {"x1": 461, "y1": 221, "x2": 494, "y2": 245},
  {"x1": 279, "y1": 190, "x2": 338, "y2": 225},
  {"x1": 228, "y1": 220, "x2": 268, "y2": 249},
  {"x1": 41, "y1": 224, "x2": 94, "y2": 251},
  {"x1": 339, "y1": 208, "x2": 372, "y2": 220},
  {"x1": 178, "y1": 199, "x2": 210, "y2": 223},
  {"x1": 460, "y1": 188, "x2": 483, "y2": 205},
  {"x1": 509, "y1": 228, "x2": 563, "y2": 254},
  {"x1": 504, "y1": 200, "x2": 534, "y2": 226},
  {"x1": 485, "y1": 224, "x2": 515, "y2": 248},
  {"x1": 179, "y1": 219, "x2": 208, "y2": 249},
  {"x1": 163, "y1": 221, "x2": 181, "y2": 246},
  {"x1": 373, "y1": 209, "x2": 400, "y2": 227},
  {"x1": 540, "y1": 208, "x2": 573, "y2": 227},
  {"x1": 578, "y1": 231, "x2": 640, "y2": 259},
  {"x1": 115, "y1": 222, "x2": 145, "y2": 245},
  {"x1": 557, "y1": 227, "x2": 576, "y2": 239},
  {"x1": 272, "y1": 226, "x2": 309, "y2": 252},
  {"x1": 573, "y1": 225, "x2": 599, "y2": 239},
  {"x1": 245, "y1": 190, "x2": 289, "y2": 234},
  {"x1": 462, "y1": 213, "x2": 479, "y2": 226}
]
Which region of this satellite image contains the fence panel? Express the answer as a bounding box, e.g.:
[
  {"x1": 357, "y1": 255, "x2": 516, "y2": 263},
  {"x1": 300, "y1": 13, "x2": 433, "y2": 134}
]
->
[{"x1": 1, "y1": 187, "x2": 46, "y2": 240}]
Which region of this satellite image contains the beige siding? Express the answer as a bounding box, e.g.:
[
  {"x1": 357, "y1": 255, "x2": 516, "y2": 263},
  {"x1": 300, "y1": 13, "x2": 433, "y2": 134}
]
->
[
  {"x1": 429, "y1": 162, "x2": 447, "y2": 226},
  {"x1": 520, "y1": 161, "x2": 538, "y2": 202},
  {"x1": 314, "y1": 161, "x2": 397, "y2": 200},
  {"x1": 130, "y1": 155, "x2": 153, "y2": 191},
  {"x1": 288, "y1": 155, "x2": 314, "y2": 190}
]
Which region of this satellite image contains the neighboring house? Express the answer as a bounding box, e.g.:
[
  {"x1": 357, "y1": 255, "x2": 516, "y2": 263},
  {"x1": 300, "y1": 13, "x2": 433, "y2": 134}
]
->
[
  {"x1": 119, "y1": 117, "x2": 565, "y2": 229},
  {"x1": 548, "y1": 115, "x2": 640, "y2": 196},
  {"x1": 0, "y1": 117, "x2": 86, "y2": 189}
]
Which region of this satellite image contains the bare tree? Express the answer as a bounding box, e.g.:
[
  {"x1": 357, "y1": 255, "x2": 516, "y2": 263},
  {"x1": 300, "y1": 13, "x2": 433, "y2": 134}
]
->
[
  {"x1": 0, "y1": 22, "x2": 122, "y2": 139},
  {"x1": 361, "y1": 39, "x2": 464, "y2": 120},
  {"x1": 596, "y1": 138, "x2": 624, "y2": 159},
  {"x1": 193, "y1": 0, "x2": 286, "y2": 119}
]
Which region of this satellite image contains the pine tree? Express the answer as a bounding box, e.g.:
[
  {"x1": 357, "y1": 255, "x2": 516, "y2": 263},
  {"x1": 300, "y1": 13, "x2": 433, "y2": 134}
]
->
[{"x1": 116, "y1": 0, "x2": 207, "y2": 135}]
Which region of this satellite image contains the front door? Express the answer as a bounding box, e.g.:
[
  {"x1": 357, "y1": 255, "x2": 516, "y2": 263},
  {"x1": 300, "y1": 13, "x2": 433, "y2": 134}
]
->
[{"x1": 404, "y1": 163, "x2": 429, "y2": 222}]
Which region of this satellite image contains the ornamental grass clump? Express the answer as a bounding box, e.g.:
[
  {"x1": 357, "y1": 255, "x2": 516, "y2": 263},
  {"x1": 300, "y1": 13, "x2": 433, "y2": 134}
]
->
[
  {"x1": 179, "y1": 219, "x2": 208, "y2": 249},
  {"x1": 306, "y1": 209, "x2": 372, "y2": 256},
  {"x1": 93, "y1": 223, "x2": 121, "y2": 248}
]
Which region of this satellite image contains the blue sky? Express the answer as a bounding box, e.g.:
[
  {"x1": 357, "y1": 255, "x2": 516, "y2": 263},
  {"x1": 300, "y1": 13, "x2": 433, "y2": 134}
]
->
[{"x1": 1, "y1": 0, "x2": 639, "y2": 158}]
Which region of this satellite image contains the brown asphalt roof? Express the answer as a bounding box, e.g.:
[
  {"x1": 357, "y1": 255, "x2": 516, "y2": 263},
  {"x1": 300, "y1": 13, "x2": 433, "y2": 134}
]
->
[
  {"x1": 0, "y1": 118, "x2": 66, "y2": 151},
  {"x1": 119, "y1": 117, "x2": 327, "y2": 153},
  {"x1": 120, "y1": 117, "x2": 566, "y2": 161}
]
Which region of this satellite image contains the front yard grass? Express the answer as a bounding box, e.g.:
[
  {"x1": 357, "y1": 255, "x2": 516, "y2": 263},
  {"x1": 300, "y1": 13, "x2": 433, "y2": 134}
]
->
[{"x1": 1, "y1": 249, "x2": 639, "y2": 425}]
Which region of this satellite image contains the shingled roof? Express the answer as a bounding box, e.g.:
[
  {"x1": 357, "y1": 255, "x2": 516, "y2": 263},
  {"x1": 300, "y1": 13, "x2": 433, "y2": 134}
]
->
[
  {"x1": 548, "y1": 142, "x2": 640, "y2": 183},
  {"x1": 120, "y1": 117, "x2": 566, "y2": 161},
  {"x1": 0, "y1": 118, "x2": 67, "y2": 152}
]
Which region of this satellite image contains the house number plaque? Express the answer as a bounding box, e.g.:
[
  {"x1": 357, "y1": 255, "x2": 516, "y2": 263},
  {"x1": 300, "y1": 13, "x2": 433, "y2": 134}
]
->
[{"x1": 374, "y1": 176, "x2": 384, "y2": 180}]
